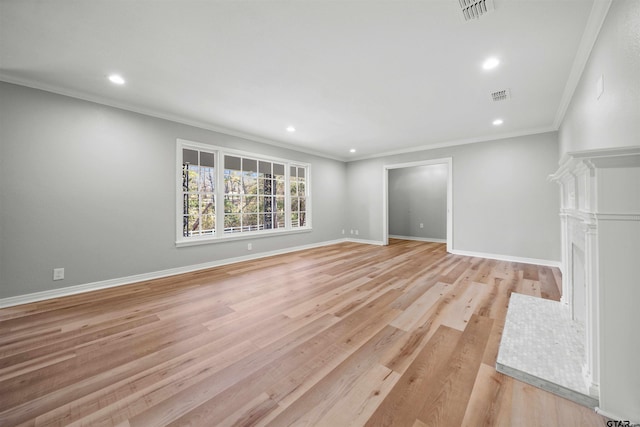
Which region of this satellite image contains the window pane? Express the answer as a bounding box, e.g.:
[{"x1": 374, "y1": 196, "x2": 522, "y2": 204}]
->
[
  {"x1": 275, "y1": 178, "x2": 285, "y2": 196},
  {"x1": 262, "y1": 212, "x2": 273, "y2": 229},
  {"x1": 243, "y1": 171, "x2": 257, "y2": 195},
  {"x1": 224, "y1": 195, "x2": 241, "y2": 213},
  {"x1": 244, "y1": 196, "x2": 258, "y2": 213},
  {"x1": 291, "y1": 197, "x2": 299, "y2": 212},
  {"x1": 200, "y1": 167, "x2": 215, "y2": 192},
  {"x1": 182, "y1": 164, "x2": 189, "y2": 192},
  {"x1": 290, "y1": 166, "x2": 297, "y2": 178},
  {"x1": 183, "y1": 215, "x2": 189, "y2": 236},
  {"x1": 259, "y1": 161, "x2": 272, "y2": 175},
  {"x1": 225, "y1": 170, "x2": 242, "y2": 194},
  {"x1": 188, "y1": 213, "x2": 199, "y2": 233},
  {"x1": 299, "y1": 212, "x2": 306, "y2": 227},
  {"x1": 259, "y1": 178, "x2": 274, "y2": 195},
  {"x1": 298, "y1": 180, "x2": 305, "y2": 195},
  {"x1": 202, "y1": 196, "x2": 214, "y2": 215},
  {"x1": 225, "y1": 155, "x2": 241, "y2": 170},
  {"x1": 298, "y1": 167, "x2": 305, "y2": 178},
  {"x1": 188, "y1": 194, "x2": 199, "y2": 213},
  {"x1": 262, "y1": 196, "x2": 274, "y2": 213},
  {"x1": 200, "y1": 151, "x2": 215, "y2": 167},
  {"x1": 225, "y1": 214, "x2": 241, "y2": 232},
  {"x1": 243, "y1": 158, "x2": 257, "y2": 172},
  {"x1": 275, "y1": 212, "x2": 285, "y2": 228},
  {"x1": 299, "y1": 197, "x2": 306, "y2": 211},
  {"x1": 291, "y1": 212, "x2": 299, "y2": 227},
  {"x1": 187, "y1": 166, "x2": 199, "y2": 192},
  {"x1": 243, "y1": 214, "x2": 257, "y2": 229},
  {"x1": 290, "y1": 180, "x2": 297, "y2": 196},
  {"x1": 273, "y1": 163, "x2": 285, "y2": 176},
  {"x1": 183, "y1": 149, "x2": 198, "y2": 166},
  {"x1": 182, "y1": 194, "x2": 188, "y2": 215},
  {"x1": 201, "y1": 214, "x2": 215, "y2": 232}
]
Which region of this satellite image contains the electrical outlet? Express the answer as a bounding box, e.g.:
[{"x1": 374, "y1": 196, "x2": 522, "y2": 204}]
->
[
  {"x1": 420, "y1": 223, "x2": 424, "y2": 228},
  {"x1": 53, "y1": 268, "x2": 64, "y2": 281},
  {"x1": 247, "y1": 243, "x2": 252, "y2": 251}
]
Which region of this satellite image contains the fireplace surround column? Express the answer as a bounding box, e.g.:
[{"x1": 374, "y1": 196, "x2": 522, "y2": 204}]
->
[{"x1": 550, "y1": 147, "x2": 640, "y2": 421}]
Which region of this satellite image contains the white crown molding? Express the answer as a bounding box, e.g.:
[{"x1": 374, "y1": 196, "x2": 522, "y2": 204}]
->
[
  {"x1": 0, "y1": 76, "x2": 346, "y2": 163},
  {"x1": 449, "y1": 249, "x2": 561, "y2": 268},
  {"x1": 553, "y1": 0, "x2": 613, "y2": 129},
  {"x1": 349, "y1": 126, "x2": 557, "y2": 162},
  {"x1": 0, "y1": 238, "x2": 347, "y2": 309},
  {"x1": 1, "y1": 74, "x2": 557, "y2": 165}
]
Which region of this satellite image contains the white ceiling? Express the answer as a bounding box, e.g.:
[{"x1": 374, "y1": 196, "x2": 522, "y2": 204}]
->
[{"x1": 0, "y1": 0, "x2": 606, "y2": 160}]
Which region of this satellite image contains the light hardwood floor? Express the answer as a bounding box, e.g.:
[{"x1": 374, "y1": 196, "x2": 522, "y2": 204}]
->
[{"x1": 0, "y1": 240, "x2": 608, "y2": 426}]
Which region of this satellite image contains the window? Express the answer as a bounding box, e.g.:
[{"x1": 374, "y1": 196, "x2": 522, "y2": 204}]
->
[
  {"x1": 290, "y1": 166, "x2": 307, "y2": 228},
  {"x1": 177, "y1": 139, "x2": 310, "y2": 246},
  {"x1": 181, "y1": 148, "x2": 215, "y2": 237},
  {"x1": 223, "y1": 156, "x2": 286, "y2": 233}
]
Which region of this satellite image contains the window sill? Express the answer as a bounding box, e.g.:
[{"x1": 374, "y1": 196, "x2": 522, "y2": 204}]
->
[{"x1": 175, "y1": 227, "x2": 312, "y2": 248}]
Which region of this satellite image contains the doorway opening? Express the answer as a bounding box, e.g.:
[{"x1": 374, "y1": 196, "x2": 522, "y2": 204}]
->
[{"x1": 382, "y1": 158, "x2": 452, "y2": 251}]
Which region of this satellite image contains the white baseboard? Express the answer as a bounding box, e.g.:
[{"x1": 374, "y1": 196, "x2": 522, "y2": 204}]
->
[
  {"x1": 449, "y1": 249, "x2": 561, "y2": 268},
  {"x1": 389, "y1": 235, "x2": 446, "y2": 243},
  {"x1": 345, "y1": 238, "x2": 384, "y2": 246},
  {"x1": 0, "y1": 238, "x2": 346, "y2": 309}
]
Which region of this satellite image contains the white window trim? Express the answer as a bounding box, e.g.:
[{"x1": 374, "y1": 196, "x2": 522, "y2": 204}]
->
[{"x1": 176, "y1": 138, "x2": 312, "y2": 247}]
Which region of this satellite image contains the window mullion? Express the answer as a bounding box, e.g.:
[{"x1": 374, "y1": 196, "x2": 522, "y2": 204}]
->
[
  {"x1": 284, "y1": 163, "x2": 291, "y2": 230},
  {"x1": 215, "y1": 151, "x2": 224, "y2": 236}
]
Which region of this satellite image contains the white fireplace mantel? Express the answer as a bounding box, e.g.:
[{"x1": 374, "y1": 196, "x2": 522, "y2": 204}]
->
[{"x1": 549, "y1": 146, "x2": 640, "y2": 422}]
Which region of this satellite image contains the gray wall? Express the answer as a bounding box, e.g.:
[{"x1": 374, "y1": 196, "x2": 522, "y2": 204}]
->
[
  {"x1": 388, "y1": 164, "x2": 447, "y2": 240},
  {"x1": 347, "y1": 132, "x2": 561, "y2": 261},
  {"x1": 0, "y1": 82, "x2": 563, "y2": 300},
  {"x1": 559, "y1": 0, "x2": 640, "y2": 158},
  {"x1": 0, "y1": 82, "x2": 347, "y2": 299}
]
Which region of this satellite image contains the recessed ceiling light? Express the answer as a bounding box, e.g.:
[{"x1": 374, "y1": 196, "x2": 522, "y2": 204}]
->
[
  {"x1": 286, "y1": 126, "x2": 295, "y2": 133},
  {"x1": 493, "y1": 118, "x2": 504, "y2": 125},
  {"x1": 482, "y1": 57, "x2": 500, "y2": 70},
  {"x1": 349, "y1": 148, "x2": 356, "y2": 153},
  {"x1": 108, "y1": 74, "x2": 125, "y2": 85}
]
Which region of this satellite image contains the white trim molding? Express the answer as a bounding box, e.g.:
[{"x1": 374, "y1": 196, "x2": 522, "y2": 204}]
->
[
  {"x1": 389, "y1": 235, "x2": 446, "y2": 243},
  {"x1": 345, "y1": 238, "x2": 384, "y2": 246},
  {"x1": 448, "y1": 249, "x2": 561, "y2": 268},
  {"x1": 0, "y1": 75, "x2": 345, "y2": 162},
  {"x1": 553, "y1": 0, "x2": 612, "y2": 128}
]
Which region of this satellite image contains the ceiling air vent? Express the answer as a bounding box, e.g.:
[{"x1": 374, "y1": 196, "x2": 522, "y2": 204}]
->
[
  {"x1": 491, "y1": 89, "x2": 511, "y2": 102},
  {"x1": 458, "y1": 0, "x2": 494, "y2": 21}
]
